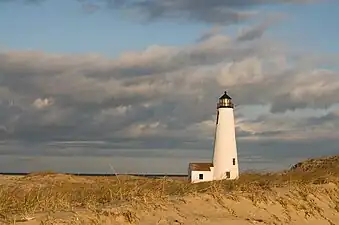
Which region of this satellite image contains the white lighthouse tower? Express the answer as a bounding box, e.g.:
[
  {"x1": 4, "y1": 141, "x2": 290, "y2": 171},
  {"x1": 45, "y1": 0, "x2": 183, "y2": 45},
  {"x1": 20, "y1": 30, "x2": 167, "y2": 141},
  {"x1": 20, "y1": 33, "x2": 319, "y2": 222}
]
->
[
  {"x1": 212, "y1": 91, "x2": 239, "y2": 180},
  {"x1": 188, "y1": 91, "x2": 239, "y2": 183}
]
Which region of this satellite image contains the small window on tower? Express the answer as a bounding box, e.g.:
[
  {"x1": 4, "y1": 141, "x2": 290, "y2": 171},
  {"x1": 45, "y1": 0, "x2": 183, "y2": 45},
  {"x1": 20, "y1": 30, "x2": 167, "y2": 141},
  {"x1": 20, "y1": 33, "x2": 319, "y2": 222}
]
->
[
  {"x1": 199, "y1": 174, "x2": 203, "y2": 180},
  {"x1": 233, "y1": 158, "x2": 236, "y2": 165},
  {"x1": 216, "y1": 111, "x2": 219, "y2": 124},
  {"x1": 226, "y1": 172, "x2": 231, "y2": 178}
]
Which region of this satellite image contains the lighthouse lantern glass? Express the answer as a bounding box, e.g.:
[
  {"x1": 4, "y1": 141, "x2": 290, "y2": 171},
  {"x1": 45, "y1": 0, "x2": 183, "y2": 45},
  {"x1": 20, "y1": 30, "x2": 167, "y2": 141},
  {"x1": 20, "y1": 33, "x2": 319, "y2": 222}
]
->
[{"x1": 218, "y1": 98, "x2": 233, "y2": 108}]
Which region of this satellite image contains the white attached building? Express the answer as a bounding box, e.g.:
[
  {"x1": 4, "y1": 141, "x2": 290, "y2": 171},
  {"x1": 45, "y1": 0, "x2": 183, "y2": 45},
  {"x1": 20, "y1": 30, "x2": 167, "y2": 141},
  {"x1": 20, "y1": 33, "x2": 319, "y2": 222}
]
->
[
  {"x1": 188, "y1": 163, "x2": 214, "y2": 183},
  {"x1": 188, "y1": 91, "x2": 239, "y2": 183}
]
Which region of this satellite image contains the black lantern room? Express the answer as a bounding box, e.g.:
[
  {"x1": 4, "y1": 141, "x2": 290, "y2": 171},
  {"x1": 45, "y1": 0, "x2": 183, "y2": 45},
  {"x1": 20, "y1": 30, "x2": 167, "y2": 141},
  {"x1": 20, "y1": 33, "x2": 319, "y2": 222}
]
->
[{"x1": 217, "y1": 91, "x2": 234, "y2": 108}]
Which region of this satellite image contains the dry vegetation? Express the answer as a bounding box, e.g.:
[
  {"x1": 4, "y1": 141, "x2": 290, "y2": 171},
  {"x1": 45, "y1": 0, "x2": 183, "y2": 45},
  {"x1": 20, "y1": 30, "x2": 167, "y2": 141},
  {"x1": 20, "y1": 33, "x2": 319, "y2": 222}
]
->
[{"x1": 1, "y1": 155, "x2": 339, "y2": 224}]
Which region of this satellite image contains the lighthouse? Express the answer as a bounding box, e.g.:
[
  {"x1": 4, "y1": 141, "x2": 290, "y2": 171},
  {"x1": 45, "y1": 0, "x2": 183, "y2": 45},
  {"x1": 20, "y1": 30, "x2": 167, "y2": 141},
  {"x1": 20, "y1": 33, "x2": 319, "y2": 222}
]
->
[
  {"x1": 212, "y1": 91, "x2": 239, "y2": 180},
  {"x1": 188, "y1": 91, "x2": 239, "y2": 183}
]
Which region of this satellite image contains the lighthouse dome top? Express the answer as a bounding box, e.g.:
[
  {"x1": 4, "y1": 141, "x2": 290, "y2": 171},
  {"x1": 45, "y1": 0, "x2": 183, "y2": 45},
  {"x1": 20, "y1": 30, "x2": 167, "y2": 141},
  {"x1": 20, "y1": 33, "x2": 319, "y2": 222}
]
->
[
  {"x1": 217, "y1": 91, "x2": 233, "y2": 108},
  {"x1": 219, "y1": 91, "x2": 232, "y2": 100}
]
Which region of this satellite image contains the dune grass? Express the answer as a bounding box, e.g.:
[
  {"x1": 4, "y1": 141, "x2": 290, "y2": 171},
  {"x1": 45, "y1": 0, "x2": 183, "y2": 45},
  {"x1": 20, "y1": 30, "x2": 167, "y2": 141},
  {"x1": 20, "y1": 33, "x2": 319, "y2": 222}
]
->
[{"x1": 0, "y1": 155, "x2": 339, "y2": 223}]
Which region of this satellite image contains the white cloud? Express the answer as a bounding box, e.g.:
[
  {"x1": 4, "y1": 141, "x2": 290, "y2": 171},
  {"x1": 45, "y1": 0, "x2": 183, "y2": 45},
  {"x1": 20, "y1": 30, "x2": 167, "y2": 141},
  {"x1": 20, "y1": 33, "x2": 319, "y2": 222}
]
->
[
  {"x1": 217, "y1": 57, "x2": 264, "y2": 86},
  {"x1": 33, "y1": 97, "x2": 54, "y2": 109},
  {"x1": 118, "y1": 121, "x2": 168, "y2": 138}
]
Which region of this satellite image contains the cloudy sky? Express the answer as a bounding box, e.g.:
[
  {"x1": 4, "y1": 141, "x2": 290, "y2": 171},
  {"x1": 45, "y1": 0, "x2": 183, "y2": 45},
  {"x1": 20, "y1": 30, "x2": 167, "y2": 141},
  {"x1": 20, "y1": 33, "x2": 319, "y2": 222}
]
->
[{"x1": 0, "y1": 0, "x2": 338, "y2": 174}]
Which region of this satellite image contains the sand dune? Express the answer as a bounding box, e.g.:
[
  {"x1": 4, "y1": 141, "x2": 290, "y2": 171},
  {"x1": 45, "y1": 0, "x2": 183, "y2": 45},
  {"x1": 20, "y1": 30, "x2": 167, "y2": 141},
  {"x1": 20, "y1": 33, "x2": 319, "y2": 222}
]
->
[
  {"x1": 1, "y1": 155, "x2": 339, "y2": 225},
  {"x1": 8, "y1": 185, "x2": 339, "y2": 225}
]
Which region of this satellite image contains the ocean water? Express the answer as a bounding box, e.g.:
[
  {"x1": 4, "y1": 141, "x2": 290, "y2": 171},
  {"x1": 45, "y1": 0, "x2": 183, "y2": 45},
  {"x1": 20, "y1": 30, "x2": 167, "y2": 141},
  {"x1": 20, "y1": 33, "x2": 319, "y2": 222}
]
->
[{"x1": 0, "y1": 141, "x2": 337, "y2": 174}]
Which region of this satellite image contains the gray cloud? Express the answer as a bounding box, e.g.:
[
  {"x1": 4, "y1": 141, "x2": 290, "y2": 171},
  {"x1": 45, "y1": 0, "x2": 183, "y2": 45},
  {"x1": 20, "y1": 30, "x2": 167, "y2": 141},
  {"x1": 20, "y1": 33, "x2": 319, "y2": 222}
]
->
[
  {"x1": 100, "y1": 0, "x2": 317, "y2": 24},
  {"x1": 0, "y1": 30, "x2": 339, "y2": 153},
  {"x1": 237, "y1": 107, "x2": 339, "y2": 141},
  {"x1": 1, "y1": 0, "x2": 319, "y2": 25},
  {"x1": 236, "y1": 14, "x2": 284, "y2": 42},
  {"x1": 197, "y1": 26, "x2": 224, "y2": 42},
  {"x1": 0, "y1": 0, "x2": 45, "y2": 4}
]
